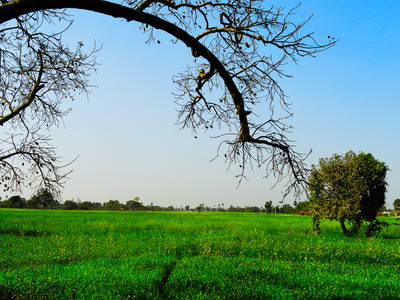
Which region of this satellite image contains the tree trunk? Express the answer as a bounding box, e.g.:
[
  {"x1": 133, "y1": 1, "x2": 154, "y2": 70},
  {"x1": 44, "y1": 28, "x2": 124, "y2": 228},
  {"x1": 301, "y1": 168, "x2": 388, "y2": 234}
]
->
[
  {"x1": 339, "y1": 219, "x2": 349, "y2": 237},
  {"x1": 312, "y1": 216, "x2": 321, "y2": 236}
]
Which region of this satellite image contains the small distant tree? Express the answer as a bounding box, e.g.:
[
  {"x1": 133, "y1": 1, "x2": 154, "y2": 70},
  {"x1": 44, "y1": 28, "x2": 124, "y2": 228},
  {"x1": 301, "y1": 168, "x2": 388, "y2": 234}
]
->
[
  {"x1": 77, "y1": 201, "x2": 96, "y2": 210},
  {"x1": 26, "y1": 195, "x2": 42, "y2": 209},
  {"x1": 185, "y1": 205, "x2": 190, "y2": 211},
  {"x1": 64, "y1": 200, "x2": 78, "y2": 210},
  {"x1": 227, "y1": 205, "x2": 235, "y2": 212},
  {"x1": 196, "y1": 203, "x2": 204, "y2": 213},
  {"x1": 104, "y1": 200, "x2": 123, "y2": 210},
  {"x1": 393, "y1": 199, "x2": 400, "y2": 211},
  {"x1": 264, "y1": 201, "x2": 273, "y2": 213},
  {"x1": 93, "y1": 202, "x2": 102, "y2": 209},
  {"x1": 294, "y1": 201, "x2": 310, "y2": 215},
  {"x1": 0, "y1": 195, "x2": 26, "y2": 208},
  {"x1": 152, "y1": 205, "x2": 162, "y2": 211},
  {"x1": 35, "y1": 188, "x2": 57, "y2": 209},
  {"x1": 228, "y1": 205, "x2": 245, "y2": 212},
  {"x1": 216, "y1": 205, "x2": 225, "y2": 212},
  {"x1": 245, "y1": 206, "x2": 260, "y2": 213},
  {"x1": 309, "y1": 151, "x2": 388, "y2": 237},
  {"x1": 280, "y1": 204, "x2": 294, "y2": 214},
  {"x1": 126, "y1": 197, "x2": 143, "y2": 211}
]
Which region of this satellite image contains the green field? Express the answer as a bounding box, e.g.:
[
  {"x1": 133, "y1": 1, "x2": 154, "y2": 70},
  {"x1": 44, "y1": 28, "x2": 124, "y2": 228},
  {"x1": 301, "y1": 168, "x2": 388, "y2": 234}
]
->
[{"x1": 1, "y1": 209, "x2": 400, "y2": 299}]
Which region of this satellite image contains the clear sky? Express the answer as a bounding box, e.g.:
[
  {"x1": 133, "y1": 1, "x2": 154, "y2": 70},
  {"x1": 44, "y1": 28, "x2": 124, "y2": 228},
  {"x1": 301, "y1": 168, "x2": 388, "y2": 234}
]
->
[{"x1": 6, "y1": 0, "x2": 400, "y2": 209}]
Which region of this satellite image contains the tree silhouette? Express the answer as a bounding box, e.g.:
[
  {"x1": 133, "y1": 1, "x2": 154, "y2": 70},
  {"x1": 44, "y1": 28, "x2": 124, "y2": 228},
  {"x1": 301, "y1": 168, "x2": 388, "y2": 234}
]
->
[{"x1": 0, "y1": 0, "x2": 336, "y2": 198}]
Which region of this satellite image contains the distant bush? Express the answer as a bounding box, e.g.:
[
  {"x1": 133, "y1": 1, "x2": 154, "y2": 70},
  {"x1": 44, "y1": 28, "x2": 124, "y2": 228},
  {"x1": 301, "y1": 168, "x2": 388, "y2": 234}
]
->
[
  {"x1": 64, "y1": 200, "x2": 78, "y2": 210},
  {"x1": 299, "y1": 211, "x2": 310, "y2": 216},
  {"x1": 245, "y1": 206, "x2": 261, "y2": 213},
  {"x1": 0, "y1": 196, "x2": 26, "y2": 208}
]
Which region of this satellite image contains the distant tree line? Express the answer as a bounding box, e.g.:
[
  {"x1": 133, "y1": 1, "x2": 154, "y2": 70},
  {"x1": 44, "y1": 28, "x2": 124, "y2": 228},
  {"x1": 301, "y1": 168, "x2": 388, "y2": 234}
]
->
[
  {"x1": 0, "y1": 188, "x2": 396, "y2": 216},
  {"x1": 0, "y1": 190, "x2": 310, "y2": 214},
  {"x1": 0, "y1": 192, "x2": 146, "y2": 211},
  {"x1": 0, "y1": 189, "x2": 58, "y2": 209},
  {"x1": 195, "y1": 201, "x2": 310, "y2": 214}
]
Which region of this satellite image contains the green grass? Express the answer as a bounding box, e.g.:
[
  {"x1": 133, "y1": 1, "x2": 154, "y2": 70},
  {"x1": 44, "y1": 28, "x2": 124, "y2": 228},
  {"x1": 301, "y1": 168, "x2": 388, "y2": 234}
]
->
[{"x1": 1, "y1": 209, "x2": 400, "y2": 299}]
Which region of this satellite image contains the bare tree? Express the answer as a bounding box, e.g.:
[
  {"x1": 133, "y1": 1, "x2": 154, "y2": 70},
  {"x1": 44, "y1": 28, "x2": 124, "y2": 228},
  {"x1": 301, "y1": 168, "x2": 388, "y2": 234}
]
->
[
  {"x1": 0, "y1": 0, "x2": 336, "y2": 199},
  {"x1": 0, "y1": 10, "x2": 98, "y2": 196}
]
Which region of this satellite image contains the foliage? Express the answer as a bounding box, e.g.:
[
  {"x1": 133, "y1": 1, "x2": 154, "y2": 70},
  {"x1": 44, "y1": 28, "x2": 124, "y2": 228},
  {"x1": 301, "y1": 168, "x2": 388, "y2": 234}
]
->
[
  {"x1": 244, "y1": 206, "x2": 260, "y2": 213},
  {"x1": 309, "y1": 151, "x2": 389, "y2": 237},
  {"x1": 264, "y1": 200, "x2": 273, "y2": 213},
  {"x1": 126, "y1": 197, "x2": 143, "y2": 210},
  {"x1": 24, "y1": 188, "x2": 58, "y2": 209},
  {"x1": 0, "y1": 195, "x2": 26, "y2": 208},
  {"x1": 293, "y1": 200, "x2": 310, "y2": 215},
  {"x1": 34, "y1": 188, "x2": 58, "y2": 209},
  {"x1": 0, "y1": 0, "x2": 336, "y2": 199},
  {"x1": 26, "y1": 195, "x2": 42, "y2": 209},
  {"x1": 1, "y1": 209, "x2": 400, "y2": 299},
  {"x1": 196, "y1": 203, "x2": 204, "y2": 213},
  {"x1": 393, "y1": 198, "x2": 400, "y2": 210},
  {"x1": 279, "y1": 203, "x2": 295, "y2": 214},
  {"x1": 63, "y1": 200, "x2": 78, "y2": 210},
  {"x1": 0, "y1": 194, "x2": 310, "y2": 214},
  {"x1": 226, "y1": 205, "x2": 245, "y2": 212},
  {"x1": 77, "y1": 201, "x2": 98, "y2": 210},
  {"x1": 103, "y1": 200, "x2": 124, "y2": 210}
]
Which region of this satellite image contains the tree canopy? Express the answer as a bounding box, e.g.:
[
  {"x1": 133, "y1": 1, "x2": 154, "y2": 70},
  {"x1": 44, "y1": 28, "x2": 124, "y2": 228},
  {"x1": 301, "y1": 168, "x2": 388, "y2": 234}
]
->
[
  {"x1": 0, "y1": 0, "x2": 335, "y2": 198},
  {"x1": 35, "y1": 187, "x2": 57, "y2": 208},
  {"x1": 393, "y1": 199, "x2": 400, "y2": 211},
  {"x1": 0, "y1": 195, "x2": 26, "y2": 208},
  {"x1": 126, "y1": 197, "x2": 143, "y2": 210},
  {"x1": 309, "y1": 151, "x2": 388, "y2": 237}
]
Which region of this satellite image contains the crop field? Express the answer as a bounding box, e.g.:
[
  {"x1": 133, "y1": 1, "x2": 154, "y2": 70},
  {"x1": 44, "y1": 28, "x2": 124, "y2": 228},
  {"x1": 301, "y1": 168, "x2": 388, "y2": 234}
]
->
[{"x1": 1, "y1": 209, "x2": 400, "y2": 299}]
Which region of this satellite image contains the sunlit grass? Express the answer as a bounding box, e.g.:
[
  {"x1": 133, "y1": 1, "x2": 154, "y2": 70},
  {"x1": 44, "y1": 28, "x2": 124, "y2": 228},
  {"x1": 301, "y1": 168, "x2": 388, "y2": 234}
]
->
[{"x1": 1, "y1": 209, "x2": 400, "y2": 299}]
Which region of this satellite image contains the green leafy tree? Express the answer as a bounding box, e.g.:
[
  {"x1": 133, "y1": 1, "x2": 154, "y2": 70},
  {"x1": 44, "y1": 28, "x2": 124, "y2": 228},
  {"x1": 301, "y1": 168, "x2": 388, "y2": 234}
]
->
[
  {"x1": 0, "y1": 195, "x2": 26, "y2": 208},
  {"x1": 294, "y1": 201, "x2": 310, "y2": 215},
  {"x1": 0, "y1": 0, "x2": 335, "y2": 199},
  {"x1": 245, "y1": 206, "x2": 260, "y2": 213},
  {"x1": 196, "y1": 203, "x2": 204, "y2": 213},
  {"x1": 309, "y1": 151, "x2": 388, "y2": 237},
  {"x1": 126, "y1": 197, "x2": 142, "y2": 211},
  {"x1": 33, "y1": 188, "x2": 58, "y2": 209},
  {"x1": 77, "y1": 201, "x2": 97, "y2": 210},
  {"x1": 63, "y1": 200, "x2": 78, "y2": 210},
  {"x1": 280, "y1": 204, "x2": 294, "y2": 214},
  {"x1": 26, "y1": 195, "x2": 42, "y2": 209},
  {"x1": 393, "y1": 199, "x2": 400, "y2": 210},
  {"x1": 104, "y1": 200, "x2": 124, "y2": 210},
  {"x1": 264, "y1": 201, "x2": 273, "y2": 213},
  {"x1": 165, "y1": 206, "x2": 175, "y2": 211}
]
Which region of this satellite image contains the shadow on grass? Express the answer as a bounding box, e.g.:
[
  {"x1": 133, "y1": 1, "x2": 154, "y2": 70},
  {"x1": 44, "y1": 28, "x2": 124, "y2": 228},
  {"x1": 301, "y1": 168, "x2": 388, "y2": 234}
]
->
[
  {"x1": 0, "y1": 285, "x2": 22, "y2": 300},
  {"x1": 0, "y1": 227, "x2": 51, "y2": 237},
  {"x1": 380, "y1": 235, "x2": 400, "y2": 240}
]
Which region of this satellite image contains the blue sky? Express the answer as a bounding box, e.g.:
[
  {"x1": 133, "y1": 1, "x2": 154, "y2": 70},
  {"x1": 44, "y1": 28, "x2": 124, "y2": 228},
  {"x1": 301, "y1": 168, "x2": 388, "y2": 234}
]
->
[{"x1": 8, "y1": 0, "x2": 400, "y2": 208}]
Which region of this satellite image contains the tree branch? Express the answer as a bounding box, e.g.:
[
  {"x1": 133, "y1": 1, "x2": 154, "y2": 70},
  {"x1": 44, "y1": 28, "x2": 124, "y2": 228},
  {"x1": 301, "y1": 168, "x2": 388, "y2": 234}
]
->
[{"x1": 0, "y1": 0, "x2": 336, "y2": 199}]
